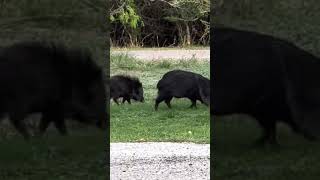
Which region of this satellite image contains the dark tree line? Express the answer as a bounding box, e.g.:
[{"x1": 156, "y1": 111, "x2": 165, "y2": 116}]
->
[{"x1": 110, "y1": 0, "x2": 210, "y2": 47}]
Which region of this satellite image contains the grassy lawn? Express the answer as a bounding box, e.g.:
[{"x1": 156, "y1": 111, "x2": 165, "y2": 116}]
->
[
  {"x1": 110, "y1": 53, "x2": 210, "y2": 143},
  {"x1": 214, "y1": 115, "x2": 320, "y2": 180},
  {"x1": 0, "y1": 126, "x2": 107, "y2": 180}
]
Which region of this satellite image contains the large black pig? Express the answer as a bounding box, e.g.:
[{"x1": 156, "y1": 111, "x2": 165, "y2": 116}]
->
[
  {"x1": 0, "y1": 41, "x2": 107, "y2": 139},
  {"x1": 110, "y1": 75, "x2": 144, "y2": 104},
  {"x1": 212, "y1": 27, "x2": 320, "y2": 145},
  {"x1": 155, "y1": 70, "x2": 210, "y2": 110}
]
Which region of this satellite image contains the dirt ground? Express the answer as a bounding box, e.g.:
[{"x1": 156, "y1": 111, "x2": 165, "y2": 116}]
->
[{"x1": 112, "y1": 49, "x2": 210, "y2": 61}]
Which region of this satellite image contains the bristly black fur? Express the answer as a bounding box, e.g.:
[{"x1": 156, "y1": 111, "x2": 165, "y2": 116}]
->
[
  {"x1": 111, "y1": 75, "x2": 142, "y2": 88},
  {"x1": 110, "y1": 74, "x2": 144, "y2": 104},
  {"x1": 212, "y1": 27, "x2": 320, "y2": 145},
  {"x1": 0, "y1": 41, "x2": 107, "y2": 139}
]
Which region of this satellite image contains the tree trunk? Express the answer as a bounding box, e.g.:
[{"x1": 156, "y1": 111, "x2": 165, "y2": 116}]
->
[{"x1": 185, "y1": 22, "x2": 191, "y2": 46}]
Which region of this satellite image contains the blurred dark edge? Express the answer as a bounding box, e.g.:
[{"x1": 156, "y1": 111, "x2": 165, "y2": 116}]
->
[
  {"x1": 210, "y1": 0, "x2": 213, "y2": 179},
  {"x1": 105, "y1": 0, "x2": 111, "y2": 178},
  {"x1": 210, "y1": 0, "x2": 320, "y2": 179},
  {"x1": 0, "y1": 0, "x2": 110, "y2": 179}
]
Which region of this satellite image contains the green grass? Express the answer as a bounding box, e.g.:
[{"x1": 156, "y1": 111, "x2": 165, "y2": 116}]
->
[
  {"x1": 0, "y1": 127, "x2": 107, "y2": 180},
  {"x1": 111, "y1": 46, "x2": 210, "y2": 51},
  {"x1": 110, "y1": 53, "x2": 210, "y2": 143},
  {"x1": 214, "y1": 115, "x2": 320, "y2": 179}
]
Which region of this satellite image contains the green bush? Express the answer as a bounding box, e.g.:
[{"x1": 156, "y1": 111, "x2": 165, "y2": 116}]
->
[{"x1": 110, "y1": 0, "x2": 210, "y2": 47}]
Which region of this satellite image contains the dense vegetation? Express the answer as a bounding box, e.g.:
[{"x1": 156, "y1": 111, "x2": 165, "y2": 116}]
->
[
  {"x1": 213, "y1": 0, "x2": 320, "y2": 56},
  {"x1": 110, "y1": 0, "x2": 210, "y2": 47}
]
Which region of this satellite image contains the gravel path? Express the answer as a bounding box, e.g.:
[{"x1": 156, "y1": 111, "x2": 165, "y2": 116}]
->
[
  {"x1": 110, "y1": 142, "x2": 210, "y2": 180},
  {"x1": 112, "y1": 49, "x2": 210, "y2": 61}
]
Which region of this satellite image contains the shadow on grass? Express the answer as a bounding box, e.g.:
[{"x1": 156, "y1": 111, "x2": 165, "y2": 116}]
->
[
  {"x1": 213, "y1": 116, "x2": 320, "y2": 180},
  {"x1": 0, "y1": 129, "x2": 106, "y2": 180}
]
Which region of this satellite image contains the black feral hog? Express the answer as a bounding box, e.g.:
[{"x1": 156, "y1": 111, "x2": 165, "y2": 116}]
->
[
  {"x1": 0, "y1": 41, "x2": 107, "y2": 140},
  {"x1": 110, "y1": 75, "x2": 144, "y2": 105},
  {"x1": 155, "y1": 70, "x2": 210, "y2": 110},
  {"x1": 212, "y1": 27, "x2": 320, "y2": 145}
]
